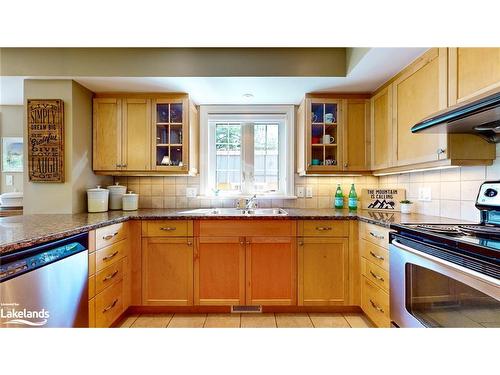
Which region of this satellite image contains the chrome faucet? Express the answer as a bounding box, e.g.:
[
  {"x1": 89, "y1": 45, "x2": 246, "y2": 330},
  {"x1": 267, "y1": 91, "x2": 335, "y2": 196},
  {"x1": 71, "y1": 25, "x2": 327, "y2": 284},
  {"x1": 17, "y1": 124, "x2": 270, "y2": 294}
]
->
[{"x1": 245, "y1": 194, "x2": 258, "y2": 209}]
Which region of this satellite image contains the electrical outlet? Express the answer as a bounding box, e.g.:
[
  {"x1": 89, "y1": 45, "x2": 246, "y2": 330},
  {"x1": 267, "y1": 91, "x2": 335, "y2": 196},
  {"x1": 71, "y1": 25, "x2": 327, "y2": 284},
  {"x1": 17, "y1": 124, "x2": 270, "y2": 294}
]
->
[
  {"x1": 186, "y1": 187, "x2": 197, "y2": 198},
  {"x1": 305, "y1": 186, "x2": 313, "y2": 198},
  {"x1": 418, "y1": 187, "x2": 431, "y2": 201},
  {"x1": 296, "y1": 186, "x2": 305, "y2": 198},
  {"x1": 5, "y1": 175, "x2": 13, "y2": 186}
]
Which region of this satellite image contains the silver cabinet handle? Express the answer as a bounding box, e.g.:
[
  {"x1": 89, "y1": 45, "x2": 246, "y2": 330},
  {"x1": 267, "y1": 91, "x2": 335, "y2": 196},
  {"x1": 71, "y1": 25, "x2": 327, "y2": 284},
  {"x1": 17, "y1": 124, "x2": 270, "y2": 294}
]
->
[
  {"x1": 103, "y1": 270, "x2": 118, "y2": 282},
  {"x1": 102, "y1": 251, "x2": 119, "y2": 261},
  {"x1": 316, "y1": 226, "x2": 332, "y2": 231},
  {"x1": 160, "y1": 227, "x2": 176, "y2": 231},
  {"x1": 370, "y1": 299, "x2": 384, "y2": 313},
  {"x1": 103, "y1": 232, "x2": 118, "y2": 240},
  {"x1": 102, "y1": 299, "x2": 118, "y2": 313},
  {"x1": 370, "y1": 270, "x2": 385, "y2": 282},
  {"x1": 369, "y1": 231, "x2": 385, "y2": 240},
  {"x1": 369, "y1": 251, "x2": 385, "y2": 261}
]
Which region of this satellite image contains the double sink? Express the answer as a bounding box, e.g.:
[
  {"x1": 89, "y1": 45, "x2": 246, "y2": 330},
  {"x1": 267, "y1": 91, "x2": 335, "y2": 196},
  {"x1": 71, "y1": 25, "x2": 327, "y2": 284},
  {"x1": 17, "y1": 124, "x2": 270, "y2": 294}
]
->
[{"x1": 180, "y1": 208, "x2": 288, "y2": 216}]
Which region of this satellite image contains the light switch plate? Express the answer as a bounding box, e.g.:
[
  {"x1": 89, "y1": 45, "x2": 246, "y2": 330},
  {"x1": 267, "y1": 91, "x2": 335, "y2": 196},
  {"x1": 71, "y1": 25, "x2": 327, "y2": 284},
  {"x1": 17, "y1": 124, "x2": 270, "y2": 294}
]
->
[
  {"x1": 296, "y1": 186, "x2": 305, "y2": 198},
  {"x1": 5, "y1": 175, "x2": 13, "y2": 186},
  {"x1": 186, "y1": 187, "x2": 197, "y2": 198},
  {"x1": 418, "y1": 187, "x2": 432, "y2": 201},
  {"x1": 305, "y1": 186, "x2": 313, "y2": 198}
]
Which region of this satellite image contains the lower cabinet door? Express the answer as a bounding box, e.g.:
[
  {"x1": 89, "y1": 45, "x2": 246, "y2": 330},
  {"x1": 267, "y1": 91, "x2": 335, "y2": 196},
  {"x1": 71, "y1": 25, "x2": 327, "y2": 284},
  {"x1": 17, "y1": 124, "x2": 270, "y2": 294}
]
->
[
  {"x1": 194, "y1": 237, "x2": 245, "y2": 305},
  {"x1": 298, "y1": 237, "x2": 349, "y2": 306},
  {"x1": 246, "y1": 237, "x2": 297, "y2": 305},
  {"x1": 142, "y1": 237, "x2": 193, "y2": 306}
]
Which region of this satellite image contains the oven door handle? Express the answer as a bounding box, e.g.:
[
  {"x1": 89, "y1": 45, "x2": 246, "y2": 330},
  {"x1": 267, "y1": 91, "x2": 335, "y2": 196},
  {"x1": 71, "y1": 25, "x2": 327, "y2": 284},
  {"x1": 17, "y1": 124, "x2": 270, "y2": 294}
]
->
[{"x1": 391, "y1": 239, "x2": 500, "y2": 288}]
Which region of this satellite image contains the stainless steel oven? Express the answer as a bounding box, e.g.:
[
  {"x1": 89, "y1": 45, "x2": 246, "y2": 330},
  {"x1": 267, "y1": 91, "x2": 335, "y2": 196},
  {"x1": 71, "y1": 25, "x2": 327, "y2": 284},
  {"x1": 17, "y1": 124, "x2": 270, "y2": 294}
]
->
[{"x1": 390, "y1": 238, "x2": 500, "y2": 328}]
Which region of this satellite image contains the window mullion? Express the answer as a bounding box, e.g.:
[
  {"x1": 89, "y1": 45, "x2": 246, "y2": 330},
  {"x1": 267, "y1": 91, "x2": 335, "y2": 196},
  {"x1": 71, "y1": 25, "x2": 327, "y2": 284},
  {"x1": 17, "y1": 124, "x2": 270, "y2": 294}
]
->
[{"x1": 242, "y1": 122, "x2": 254, "y2": 195}]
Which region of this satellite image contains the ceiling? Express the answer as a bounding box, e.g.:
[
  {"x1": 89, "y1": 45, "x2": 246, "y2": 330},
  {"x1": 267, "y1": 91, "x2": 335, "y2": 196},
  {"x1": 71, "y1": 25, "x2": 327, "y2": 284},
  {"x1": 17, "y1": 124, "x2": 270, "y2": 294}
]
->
[{"x1": 0, "y1": 48, "x2": 427, "y2": 105}]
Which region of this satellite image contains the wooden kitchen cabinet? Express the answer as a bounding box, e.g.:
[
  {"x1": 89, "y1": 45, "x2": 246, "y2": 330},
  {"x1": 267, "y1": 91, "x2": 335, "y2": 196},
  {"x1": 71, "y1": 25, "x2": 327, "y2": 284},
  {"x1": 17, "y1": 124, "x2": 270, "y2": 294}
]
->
[
  {"x1": 371, "y1": 48, "x2": 495, "y2": 173},
  {"x1": 142, "y1": 237, "x2": 194, "y2": 306},
  {"x1": 448, "y1": 47, "x2": 500, "y2": 105},
  {"x1": 194, "y1": 237, "x2": 245, "y2": 305},
  {"x1": 122, "y1": 98, "x2": 151, "y2": 171},
  {"x1": 93, "y1": 93, "x2": 198, "y2": 175},
  {"x1": 392, "y1": 48, "x2": 448, "y2": 166},
  {"x1": 93, "y1": 98, "x2": 121, "y2": 171},
  {"x1": 297, "y1": 95, "x2": 371, "y2": 175},
  {"x1": 93, "y1": 97, "x2": 150, "y2": 172},
  {"x1": 245, "y1": 237, "x2": 297, "y2": 305},
  {"x1": 343, "y1": 99, "x2": 370, "y2": 171},
  {"x1": 298, "y1": 237, "x2": 349, "y2": 306},
  {"x1": 370, "y1": 86, "x2": 393, "y2": 170}
]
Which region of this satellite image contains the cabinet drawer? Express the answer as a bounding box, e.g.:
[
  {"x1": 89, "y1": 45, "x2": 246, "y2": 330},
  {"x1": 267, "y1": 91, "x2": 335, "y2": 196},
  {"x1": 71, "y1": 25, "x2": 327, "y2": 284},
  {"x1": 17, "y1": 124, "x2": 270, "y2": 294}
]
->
[
  {"x1": 95, "y1": 280, "x2": 124, "y2": 328},
  {"x1": 299, "y1": 220, "x2": 349, "y2": 237},
  {"x1": 96, "y1": 222, "x2": 128, "y2": 250},
  {"x1": 197, "y1": 220, "x2": 296, "y2": 237},
  {"x1": 361, "y1": 258, "x2": 390, "y2": 292},
  {"x1": 95, "y1": 258, "x2": 125, "y2": 294},
  {"x1": 95, "y1": 239, "x2": 128, "y2": 271},
  {"x1": 360, "y1": 239, "x2": 390, "y2": 271},
  {"x1": 361, "y1": 277, "x2": 390, "y2": 328},
  {"x1": 363, "y1": 223, "x2": 391, "y2": 248},
  {"x1": 142, "y1": 220, "x2": 193, "y2": 237}
]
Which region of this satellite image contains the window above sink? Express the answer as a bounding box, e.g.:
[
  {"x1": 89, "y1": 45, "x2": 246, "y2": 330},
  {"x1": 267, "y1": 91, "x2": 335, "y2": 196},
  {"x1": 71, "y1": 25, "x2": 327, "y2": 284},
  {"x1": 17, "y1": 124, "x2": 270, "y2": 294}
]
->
[{"x1": 199, "y1": 105, "x2": 295, "y2": 198}]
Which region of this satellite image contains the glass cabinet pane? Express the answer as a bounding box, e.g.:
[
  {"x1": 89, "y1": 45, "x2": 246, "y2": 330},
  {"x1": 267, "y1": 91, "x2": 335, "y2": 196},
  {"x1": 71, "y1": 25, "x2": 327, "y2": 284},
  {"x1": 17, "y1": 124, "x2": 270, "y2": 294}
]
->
[
  {"x1": 311, "y1": 103, "x2": 324, "y2": 123},
  {"x1": 170, "y1": 103, "x2": 183, "y2": 123},
  {"x1": 309, "y1": 101, "x2": 339, "y2": 169},
  {"x1": 154, "y1": 101, "x2": 185, "y2": 168},
  {"x1": 157, "y1": 104, "x2": 169, "y2": 123}
]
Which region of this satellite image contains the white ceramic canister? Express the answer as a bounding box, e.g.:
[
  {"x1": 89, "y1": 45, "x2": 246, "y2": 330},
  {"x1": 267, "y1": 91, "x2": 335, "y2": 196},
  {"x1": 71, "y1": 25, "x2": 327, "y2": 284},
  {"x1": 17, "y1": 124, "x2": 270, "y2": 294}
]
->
[
  {"x1": 107, "y1": 182, "x2": 127, "y2": 210},
  {"x1": 122, "y1": 191, "x2": 139, "y2": 211},
  {"x1": 87, "y1": 186, "x2": 109, "y2": 213}
]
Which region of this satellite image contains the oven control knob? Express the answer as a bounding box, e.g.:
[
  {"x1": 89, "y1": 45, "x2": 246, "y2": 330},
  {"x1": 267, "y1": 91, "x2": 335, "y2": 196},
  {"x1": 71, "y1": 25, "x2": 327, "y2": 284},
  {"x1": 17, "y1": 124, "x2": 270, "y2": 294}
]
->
[{"x1": 485, "y1": 188, "x2": 498, "y2": 197}]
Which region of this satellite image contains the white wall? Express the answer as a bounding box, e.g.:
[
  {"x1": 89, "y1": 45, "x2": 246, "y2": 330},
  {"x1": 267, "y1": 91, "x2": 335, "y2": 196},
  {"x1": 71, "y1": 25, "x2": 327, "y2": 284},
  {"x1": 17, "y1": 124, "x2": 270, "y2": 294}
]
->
[{"x1": 0, "y1": 105, "x2": 24, "y2": 194}]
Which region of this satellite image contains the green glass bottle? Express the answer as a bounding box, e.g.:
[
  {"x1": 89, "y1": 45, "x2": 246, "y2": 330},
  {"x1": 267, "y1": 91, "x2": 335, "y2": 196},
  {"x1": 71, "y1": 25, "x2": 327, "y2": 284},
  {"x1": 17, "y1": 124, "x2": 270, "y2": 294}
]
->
[
  {"x1": 334, "y1": 184, "x2": 344, "y2": 209},
  {"x1": 348, "y1": 184, "x2": 358, "y2": 211}
]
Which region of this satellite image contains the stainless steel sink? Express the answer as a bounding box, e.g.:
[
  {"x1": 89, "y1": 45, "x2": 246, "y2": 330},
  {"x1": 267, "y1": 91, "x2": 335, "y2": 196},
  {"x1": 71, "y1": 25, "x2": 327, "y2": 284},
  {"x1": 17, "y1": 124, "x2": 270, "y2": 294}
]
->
[{"x1": 179, "y1": 208, "x2": 288, "y2": 216}]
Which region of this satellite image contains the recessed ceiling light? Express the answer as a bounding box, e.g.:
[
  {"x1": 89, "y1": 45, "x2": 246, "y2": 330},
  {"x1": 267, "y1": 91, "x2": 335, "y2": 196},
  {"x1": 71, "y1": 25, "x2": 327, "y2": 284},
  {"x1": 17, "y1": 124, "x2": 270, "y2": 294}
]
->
[{"x1": 242, "y1": 93, "x2": 254, "y2": 98}]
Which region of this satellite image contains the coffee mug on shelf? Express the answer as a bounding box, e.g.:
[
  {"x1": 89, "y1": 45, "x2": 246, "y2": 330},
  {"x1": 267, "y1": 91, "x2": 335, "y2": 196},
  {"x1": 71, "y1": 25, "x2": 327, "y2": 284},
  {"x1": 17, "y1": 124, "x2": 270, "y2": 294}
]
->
[
  {"x1": 325, "y1": 113, "x2": 335, "y2": 123},
  {"x1": 311, "y1": 137, "x2": 321, "y2": 144},
  {"x1": 324, "y1": 159, "x2": 337, "y2": 165},
  {"x1": 311, "y1": 159, "x2": 320, "y2": 165},
  {"x1": 323, "y1": 135, "x2": 335, "y2": 144}
]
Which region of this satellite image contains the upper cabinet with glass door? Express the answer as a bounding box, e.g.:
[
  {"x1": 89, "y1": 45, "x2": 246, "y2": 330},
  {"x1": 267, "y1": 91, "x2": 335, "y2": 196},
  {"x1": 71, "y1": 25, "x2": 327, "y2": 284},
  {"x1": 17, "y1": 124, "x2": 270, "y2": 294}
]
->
[
  {"x1": 296, "y1": 95, "x2": 370, "y2": 175},
  {"x1": 93, "y1": 93, "x2": 199, "y2": 176}
]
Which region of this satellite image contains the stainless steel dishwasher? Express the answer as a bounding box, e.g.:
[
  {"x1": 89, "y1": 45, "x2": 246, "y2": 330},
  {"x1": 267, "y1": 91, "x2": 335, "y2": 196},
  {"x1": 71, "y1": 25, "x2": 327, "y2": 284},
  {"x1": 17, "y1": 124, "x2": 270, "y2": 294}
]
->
[{"x1": 0, "y1": 233, "x2": 88, "y2": 328}]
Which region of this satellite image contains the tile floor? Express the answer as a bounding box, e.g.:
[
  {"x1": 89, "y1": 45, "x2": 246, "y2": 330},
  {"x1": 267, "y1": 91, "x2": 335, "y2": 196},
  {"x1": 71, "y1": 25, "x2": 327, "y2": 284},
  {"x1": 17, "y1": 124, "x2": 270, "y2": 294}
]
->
[{"x1": 118, "y1": 312, "x2": 373, "y2": 328}]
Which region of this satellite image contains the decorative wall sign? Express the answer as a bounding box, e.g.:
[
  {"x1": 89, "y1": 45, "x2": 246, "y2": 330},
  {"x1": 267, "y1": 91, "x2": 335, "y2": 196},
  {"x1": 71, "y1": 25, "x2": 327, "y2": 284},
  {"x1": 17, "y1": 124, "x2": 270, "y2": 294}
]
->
[
  {"x1": 2, "y1": 137, "x2": 23, "y2": 172},
  {"x1": 27, "y1": 99, "x2": 64, "y2": 182},
  {"x1": 361, "y1": 188, "x2": 406, "y2": 211}
]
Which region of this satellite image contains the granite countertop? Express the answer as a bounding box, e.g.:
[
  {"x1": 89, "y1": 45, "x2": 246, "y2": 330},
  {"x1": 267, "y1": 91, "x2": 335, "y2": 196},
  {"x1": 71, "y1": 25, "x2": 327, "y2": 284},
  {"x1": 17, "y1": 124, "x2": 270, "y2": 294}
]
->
[{"x1": 0, "y1": 208, "x2": 471, "y2": 255}]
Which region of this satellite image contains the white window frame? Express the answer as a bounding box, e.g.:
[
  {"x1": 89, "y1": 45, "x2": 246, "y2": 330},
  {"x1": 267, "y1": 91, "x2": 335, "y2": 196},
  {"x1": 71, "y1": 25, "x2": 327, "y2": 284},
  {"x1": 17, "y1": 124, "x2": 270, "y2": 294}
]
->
[{"x1": 200, "y1": 105, "x2": 295, "y2": 198}]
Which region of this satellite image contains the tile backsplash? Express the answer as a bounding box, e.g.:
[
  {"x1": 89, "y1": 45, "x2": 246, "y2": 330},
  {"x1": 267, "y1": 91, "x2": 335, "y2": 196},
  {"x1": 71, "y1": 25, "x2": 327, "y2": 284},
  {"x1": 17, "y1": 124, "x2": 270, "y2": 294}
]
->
[
  {"x1": 378, "y1": 144, "x2": 500, "y2": 222},
  {"x1": 114, "y1": 175, "x2": 379, "y2": 210},
  {"x1": 116, "y1": 144, "x2": 499, "y2": 220}
]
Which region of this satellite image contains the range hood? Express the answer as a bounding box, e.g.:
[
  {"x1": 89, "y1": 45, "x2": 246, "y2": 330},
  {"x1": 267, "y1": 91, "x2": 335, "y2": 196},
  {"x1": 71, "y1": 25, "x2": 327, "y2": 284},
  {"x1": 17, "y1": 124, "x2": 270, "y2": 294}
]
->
[{"x1": 411, "y1": 91, "x2": 500, "y2": 143}]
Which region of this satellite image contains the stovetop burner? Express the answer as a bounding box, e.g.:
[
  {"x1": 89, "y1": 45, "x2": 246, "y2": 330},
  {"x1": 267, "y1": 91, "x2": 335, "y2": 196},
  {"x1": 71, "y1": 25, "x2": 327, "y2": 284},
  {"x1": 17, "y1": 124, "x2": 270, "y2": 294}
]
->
[{"x1": 413, "y1": 224, "x2": 500, "y2": 239}]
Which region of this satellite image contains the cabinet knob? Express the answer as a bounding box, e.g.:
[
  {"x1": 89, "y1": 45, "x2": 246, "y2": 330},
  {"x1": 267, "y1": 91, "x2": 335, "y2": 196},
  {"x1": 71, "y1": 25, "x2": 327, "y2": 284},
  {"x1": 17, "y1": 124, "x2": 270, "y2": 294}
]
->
[
  {"x1": 437, "y1": 148, "x2": 446, "y2": 155},
  {"x1": 187, "y1": 241, "x2": 193, "y2": 246},
  {"x1": 298, "y1": 241, "x2": 304, "y2": 246},
  {"x1": 246, "y1": 241, "x2": 251, "y2": 245},
  {"x1": 344, "y1": 162, "x2": 348, "y2": 168},
  {"x1": 240, "y1": 241, "x2": 244, "y2": 245}
]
